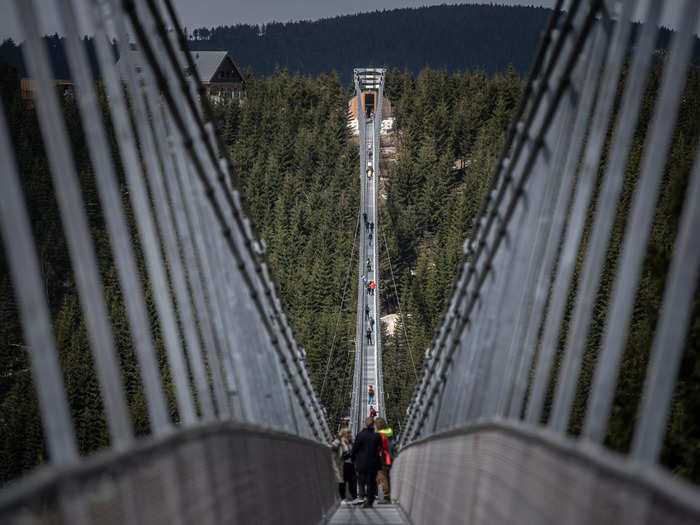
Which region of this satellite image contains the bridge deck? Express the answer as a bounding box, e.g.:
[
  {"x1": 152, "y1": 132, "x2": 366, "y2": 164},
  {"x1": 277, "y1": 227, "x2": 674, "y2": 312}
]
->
[
  {"x1": 360, "y1": 117, "x2": 379, "y2": 424},
  {"x1": 327, "y1": 504, "x2": 408, "y2": 524}
]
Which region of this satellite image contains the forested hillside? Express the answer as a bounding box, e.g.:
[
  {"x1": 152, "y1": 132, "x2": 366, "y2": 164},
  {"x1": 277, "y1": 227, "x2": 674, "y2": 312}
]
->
[
  {"x1": 189, "y1": 4, "x2": 550, "y2": 79},
  {"x1": 377, "y1": 66, "x2": 522, "y2": 429}
]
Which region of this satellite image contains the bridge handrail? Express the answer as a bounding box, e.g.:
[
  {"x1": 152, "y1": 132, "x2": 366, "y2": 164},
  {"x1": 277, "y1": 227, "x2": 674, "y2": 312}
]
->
[
  {"x1": 402, "y1": 0, "x2": 603, "y2": 444},
  {"x1": 124, "y1": 0, "x2": 330, "y2": 441}
]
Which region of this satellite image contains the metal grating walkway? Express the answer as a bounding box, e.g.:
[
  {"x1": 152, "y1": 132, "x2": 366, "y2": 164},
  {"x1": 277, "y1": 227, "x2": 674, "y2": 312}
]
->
[{"x1": 327, "y1": 504, "x2": 408, "y2": 525}]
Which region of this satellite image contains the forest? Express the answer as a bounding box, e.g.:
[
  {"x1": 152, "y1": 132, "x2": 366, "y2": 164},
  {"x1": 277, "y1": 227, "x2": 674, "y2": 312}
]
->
[{"x1": 377, "y1": 66, "x2": 522, "y2": 429}]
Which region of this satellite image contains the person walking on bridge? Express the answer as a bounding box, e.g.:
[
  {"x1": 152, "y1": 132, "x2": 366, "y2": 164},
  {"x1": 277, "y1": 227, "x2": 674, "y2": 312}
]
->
[
  {"x1": 374, "y1": 418, "x2": 393, "y2": 504},
  {"x1": 368, "y1": 385, "x2": 375, "y2": 405},
  {"x1": 366, "y1": 327, "x2": 372, "y2": 345},
  {"x1": 331, "y1": 428, "x2": 357, "y2": 505},
  {"x1": 351, "y1": 417, "x2": 383, "y2": 508}
]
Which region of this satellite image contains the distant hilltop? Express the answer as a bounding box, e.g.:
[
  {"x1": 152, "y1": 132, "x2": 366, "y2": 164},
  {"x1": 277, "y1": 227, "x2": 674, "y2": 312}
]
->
[
  {"x1": 188, "y1": 4, "x2": 552, "y2": 80},
  {"x1": 1, "y1": 4, "x2": 697, "y2": 84}
]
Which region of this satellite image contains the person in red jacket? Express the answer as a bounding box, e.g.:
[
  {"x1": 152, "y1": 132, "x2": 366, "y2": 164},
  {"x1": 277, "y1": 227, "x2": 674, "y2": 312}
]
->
[{"x1": 374, "y1": 417, "x2": 393, "y2": 504}]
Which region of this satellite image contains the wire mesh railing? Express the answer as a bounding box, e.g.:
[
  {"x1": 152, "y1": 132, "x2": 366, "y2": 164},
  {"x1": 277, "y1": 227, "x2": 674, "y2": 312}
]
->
[{"x1": 399, "y1": 0, "x2": 700, "y2": 487}]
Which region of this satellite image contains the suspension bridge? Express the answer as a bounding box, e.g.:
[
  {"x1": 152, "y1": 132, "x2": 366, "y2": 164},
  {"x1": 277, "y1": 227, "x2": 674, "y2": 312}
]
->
[
  {"x1": 1, "y1": 0, "x2": 700, "y2": 523},
  {"x1": 351, "y1": 68, "x2": 386, "y2": 434}
]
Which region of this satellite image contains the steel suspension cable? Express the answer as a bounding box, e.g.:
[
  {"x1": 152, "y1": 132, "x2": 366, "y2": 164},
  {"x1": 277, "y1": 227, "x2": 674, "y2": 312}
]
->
[
  {"x1": 155, "y1": 0, "x2": 332, "y2": 439},
  {"x1": 382, "y1": 228, "x2": 418, "y2": 381},
  {"x1": 121, "y1": 0, "x2": 327, "y2": 439},
  {"x1": 402, "y1": 0, "x2": 600, "y2": 441},
  {"x1": 320, "y1": 208, "x2": 361, "y2": 400}
]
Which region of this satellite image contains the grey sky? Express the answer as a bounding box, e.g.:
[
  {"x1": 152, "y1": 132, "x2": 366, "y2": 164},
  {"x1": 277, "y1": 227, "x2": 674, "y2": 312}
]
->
[{"x1": 0, "y1": 1, "x2": 689, "y2": 43}]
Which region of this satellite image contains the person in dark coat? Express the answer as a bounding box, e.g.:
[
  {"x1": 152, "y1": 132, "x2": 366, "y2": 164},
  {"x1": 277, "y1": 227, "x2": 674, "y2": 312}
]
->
[{"x1": 351, "y1": 417, "x2": 383, "y2": 508}]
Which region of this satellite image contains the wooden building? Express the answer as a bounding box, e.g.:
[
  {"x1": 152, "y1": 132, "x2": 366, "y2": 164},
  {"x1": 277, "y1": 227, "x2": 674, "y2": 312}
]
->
[
  {"x1": 117, "y1": 45, "x2": 245, "y2": 102},
  {"x1": 189, "y1": 51, "x2": 245, "y2": 102}
]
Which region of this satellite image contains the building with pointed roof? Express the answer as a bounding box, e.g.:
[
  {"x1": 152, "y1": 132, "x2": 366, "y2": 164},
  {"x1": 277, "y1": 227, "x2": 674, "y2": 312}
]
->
[
  {"x1": 189, "y1": 50, "x2": 245, "y2": 102},
  {"x1": 117, "y1": 46, "x2": 245, "y2": 102}
]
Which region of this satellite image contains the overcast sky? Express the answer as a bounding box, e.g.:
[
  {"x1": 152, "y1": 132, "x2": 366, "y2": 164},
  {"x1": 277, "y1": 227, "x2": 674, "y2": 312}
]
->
[{"x1": 0, "y1": 0, "x2": 688, "y2": 43}]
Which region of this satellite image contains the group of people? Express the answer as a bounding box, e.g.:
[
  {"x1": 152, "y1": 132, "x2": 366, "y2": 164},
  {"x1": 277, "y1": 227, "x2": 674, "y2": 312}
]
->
[
  {"x1": 361, "y1": 274, "x2": 377, "y2": 295},
  {"x1": 366, "y1": 314, "x2": 375, "y2": 344},
  {"x1": 367, "y1": 280, "x2": 376, "y2": 295},
  {"x1": 364, "y1": 214, "x2": 375, "y2": 242},
  {"x1": 331, "y1": 416, "x2": 395, "y2": 508}
]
